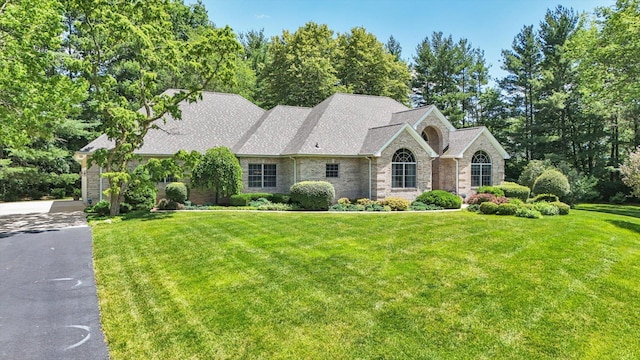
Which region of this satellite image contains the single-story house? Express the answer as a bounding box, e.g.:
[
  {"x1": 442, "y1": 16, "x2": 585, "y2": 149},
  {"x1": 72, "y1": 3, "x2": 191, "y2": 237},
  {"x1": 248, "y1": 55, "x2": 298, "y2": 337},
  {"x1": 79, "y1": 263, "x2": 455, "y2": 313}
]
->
[{"x1": 75, "y1": 90, "x2": 509, "y2": 204}]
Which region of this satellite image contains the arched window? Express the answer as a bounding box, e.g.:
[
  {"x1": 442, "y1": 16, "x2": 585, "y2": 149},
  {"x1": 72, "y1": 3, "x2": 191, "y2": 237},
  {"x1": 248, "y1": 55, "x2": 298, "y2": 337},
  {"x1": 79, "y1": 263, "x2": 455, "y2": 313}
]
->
[
  {"x1": 471, "y1": 151, "x2": 492, "y2": 187},
  {"x1": 392, "y1": 148, "x2": 416, "y2": 188}
]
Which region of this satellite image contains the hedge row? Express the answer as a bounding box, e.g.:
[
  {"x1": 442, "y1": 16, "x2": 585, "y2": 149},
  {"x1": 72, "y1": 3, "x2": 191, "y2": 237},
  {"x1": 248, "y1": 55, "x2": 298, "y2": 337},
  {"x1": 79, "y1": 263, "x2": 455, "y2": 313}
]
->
[{"x1": 229, "y1": 192, "x2": 290, "y2": 206}]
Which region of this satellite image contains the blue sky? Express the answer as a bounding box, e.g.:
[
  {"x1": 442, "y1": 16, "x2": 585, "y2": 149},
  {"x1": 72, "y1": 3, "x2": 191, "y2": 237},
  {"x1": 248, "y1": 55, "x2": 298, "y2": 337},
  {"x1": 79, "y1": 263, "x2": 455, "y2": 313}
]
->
[{"x1": 200, "y1": 0, "x2": 614, "y2": 82}]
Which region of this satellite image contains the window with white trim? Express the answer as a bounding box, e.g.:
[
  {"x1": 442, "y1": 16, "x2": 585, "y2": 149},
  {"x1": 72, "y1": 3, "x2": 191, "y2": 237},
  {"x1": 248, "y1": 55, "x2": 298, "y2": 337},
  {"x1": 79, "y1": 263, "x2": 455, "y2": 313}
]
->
[
  {"x1": 392, "y1": 148, "x2": 416, "y2": 188},
  {"x1": 326, "y1": 163, "x2": 339, "y2": 178},
  {"x1": 248, "y1": 163, "x2": 276, "y2": 188},
  {"x1": 471, "y1": 151, "x2": 492, "y2": 187}
]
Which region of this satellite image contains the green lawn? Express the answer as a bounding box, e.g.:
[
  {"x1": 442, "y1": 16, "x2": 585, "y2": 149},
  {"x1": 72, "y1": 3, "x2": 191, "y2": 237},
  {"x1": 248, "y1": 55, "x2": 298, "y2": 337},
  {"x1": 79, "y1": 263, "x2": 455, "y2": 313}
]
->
[{"x1": 92, "y1": 205, "x2": 640, "y2": 359}]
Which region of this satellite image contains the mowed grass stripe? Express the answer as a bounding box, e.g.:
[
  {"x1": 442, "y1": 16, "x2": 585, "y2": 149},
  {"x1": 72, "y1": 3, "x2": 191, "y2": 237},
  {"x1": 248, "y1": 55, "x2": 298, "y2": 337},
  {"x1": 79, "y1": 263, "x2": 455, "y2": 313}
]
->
[{"x1": 93, "y1": 206, "x2": 640, "y2": 359}]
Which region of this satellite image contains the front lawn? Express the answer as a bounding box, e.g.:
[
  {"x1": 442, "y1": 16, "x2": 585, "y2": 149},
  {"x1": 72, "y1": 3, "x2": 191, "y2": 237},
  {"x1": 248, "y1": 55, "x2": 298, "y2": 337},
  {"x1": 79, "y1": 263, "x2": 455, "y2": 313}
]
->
[{"x1": 93, "y1": 206, "x2": 640, "y2": 359}]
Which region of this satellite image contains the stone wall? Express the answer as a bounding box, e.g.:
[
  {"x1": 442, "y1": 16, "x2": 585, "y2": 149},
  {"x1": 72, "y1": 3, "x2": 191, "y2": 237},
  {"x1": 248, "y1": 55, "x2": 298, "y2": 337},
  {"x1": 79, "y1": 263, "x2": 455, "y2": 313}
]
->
[
  {"x1": 374, "y1": 130, "x2": 432, "y2": 201},
  {"x1": 237, "y1": 157, "x2": 293, "y2": 195},
  {"x1": 295, "y1": 157, "x2": 368, "y2": 200},
  {"x1": 457, "y1": 133, "x2": 505, "y2": 196}
]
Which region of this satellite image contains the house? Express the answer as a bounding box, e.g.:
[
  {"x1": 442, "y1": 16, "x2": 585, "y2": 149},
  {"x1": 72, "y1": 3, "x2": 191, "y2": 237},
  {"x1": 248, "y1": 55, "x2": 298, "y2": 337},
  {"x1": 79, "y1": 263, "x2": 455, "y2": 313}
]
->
[{"x1": 75, "y1": 90, "x2": 509, "y2": 205}]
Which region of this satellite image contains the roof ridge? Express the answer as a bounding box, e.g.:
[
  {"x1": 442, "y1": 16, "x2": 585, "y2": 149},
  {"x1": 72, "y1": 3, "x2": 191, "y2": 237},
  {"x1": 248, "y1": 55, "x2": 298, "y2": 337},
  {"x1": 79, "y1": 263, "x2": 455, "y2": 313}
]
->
[
  {"x1": 369, "y1": 123, "x2": 406, "y2": 130},
  {"x1": 392, "y1": 105, "x2": 432, "y2": 115},
  {"x1": 231, "y1": 108, "x2": 274, "y2": 152},
  {"x1": 281, "y1": 95, "x2": 336, "y2": 154}
]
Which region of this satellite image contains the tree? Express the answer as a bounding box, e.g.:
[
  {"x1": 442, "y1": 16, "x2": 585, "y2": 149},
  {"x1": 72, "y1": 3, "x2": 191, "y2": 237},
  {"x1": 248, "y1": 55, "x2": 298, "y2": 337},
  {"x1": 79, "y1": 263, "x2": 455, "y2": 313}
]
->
[
  {"x1": 77, "y1": 0, "x2": 241, "y2": 215},
  {"x1": 190, "y1": 147, "x2": 242, "y2": 204},
  {"x1": 500, "y1": 25, "x2": 542, "y2": 161},
  {"x1": 412, "y1": 32, "x2": 489, "y2": 127},
  {"x1": 261, "y1": 22, "x2": 345, "y2": 107},
  {"x1": 336, "y1": 27, "x2": 410, "y2": 104},
  {"x1": 385, "y1": 35, "x2": 402, "y2": 60},
  {"x1": 620, "y1": 146, "x2": 640, "y2": 198},
  {"x1": 0, "y1": 0, "x2": 86, "y2": 150}
]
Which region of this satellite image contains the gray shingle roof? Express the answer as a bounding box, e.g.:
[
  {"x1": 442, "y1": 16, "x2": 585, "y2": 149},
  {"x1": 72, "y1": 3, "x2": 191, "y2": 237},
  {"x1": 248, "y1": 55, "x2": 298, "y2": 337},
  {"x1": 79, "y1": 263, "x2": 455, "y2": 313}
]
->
[
  {"x1": 389, "y1": 106, "x2": 433, "y2": 126},
  {"x1": 359, "y1": 124, "x2": 405, "y2": 155},
  {"x1": 442, "y1": 127, "x2": 485, "y2": 158},
  {"x1": 79, "y1": 91, "x2": 265, "y2": 154},
  {"x1": 233, "y1": 105, "x2": 312, "y2": 155},
  {"x1": 281, "y1": 93, "x2": 409, "y2": 155}
]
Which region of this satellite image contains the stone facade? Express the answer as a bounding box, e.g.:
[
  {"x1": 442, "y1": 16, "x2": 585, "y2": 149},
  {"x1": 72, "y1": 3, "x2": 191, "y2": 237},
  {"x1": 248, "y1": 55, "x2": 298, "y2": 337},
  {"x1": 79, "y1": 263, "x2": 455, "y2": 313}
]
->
[
  {"x1": 374, "y1": 129, "x2": 433, "y2": 200},
  {"x1": 457, "y1": 132, "x2": 505, "y2": 196}
]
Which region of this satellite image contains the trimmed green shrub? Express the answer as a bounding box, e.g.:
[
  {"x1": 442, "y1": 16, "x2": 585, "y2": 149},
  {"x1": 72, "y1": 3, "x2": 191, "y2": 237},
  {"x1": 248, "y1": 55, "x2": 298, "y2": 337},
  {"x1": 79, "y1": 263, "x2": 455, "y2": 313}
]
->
[
  {"x1": 165, "y1": 182, "x2": 188, "y2": 204},
  {"x1": 531, "y1": 193, "x2": 560, "y2": 203},
  {"x1": 477, "y1": 186, "x2": 505, "y2": 197},
  {"x1": 124, "y1": 182, "x2": 157, "y2": 211},
  {"x1": 497, "y1": 182, "x2": 531, "y2": 202},
  {"x1": 257, "y1": 202, "x2": 292, "y2": 211},
  {"x1": 532, "y1": 169, "x2": 570, "y2": 198},
  {"x1": 466, "y1": 204, "x2": 480, "y2": 213},
  {"x1": 518, "y1": 160, "x2": 553, "y2": 189},
  {"x1": 534, "y1": 202, "x2": 559, "y2": 216},
  {"x1": 409, "y1": 201, "x2": 444, "y2": 211},
  {"x1": 497, "y1": 203, "x2": 518, "y2": 215},
  {"x1": 271, "y1": 193, "x2": 290, "y2": 204},
  {"x1": 552, "y1": 201, "x2": 570, "y2": 215},
  {"x1": 337, "y1": 197, "x2": 351, "y2": 205},
  {"x1": 230, "y1": 193, "x2": 273, "y2": 206},
  {"x1": 508, "y1": 198, "x2": 524, "y2": 206},
  {"x1": 157, "y1": 198, "x2": 185, "y2": 210},
  {"x1": 290, "y1": 181, "x2": 335, "y2": 210},
  {"x1": 515, "y1": 208, "x2": 542, "y2": 219},
  {"x1": 415, "y1": 190, "x2": 462, "y2": 209},
  {"x1": 51, "y1": 188, "x2": 66, "y2": 199},
  {"x1": 380, "y1": 197, "x2": 411, "y2": 211},
  {"x1": 479, "y1": 201, "x2": 499, "y2": 214},
  {"x1": 249, "y1": 197, "x2": 271, "y2": 207}
]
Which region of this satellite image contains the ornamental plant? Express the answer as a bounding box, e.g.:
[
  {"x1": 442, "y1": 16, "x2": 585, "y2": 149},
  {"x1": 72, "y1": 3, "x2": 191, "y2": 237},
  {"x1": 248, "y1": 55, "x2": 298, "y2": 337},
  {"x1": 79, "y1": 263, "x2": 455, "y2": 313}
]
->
[
  {"x1": 290, "y1": 181, "x2": 335, "y2": 210},
  {"x1": 414, "y1": 190, "x2": 461, "y2": 209},
  {"x1": 532, "y1": 169, "x2": 570, "y2": 198}
]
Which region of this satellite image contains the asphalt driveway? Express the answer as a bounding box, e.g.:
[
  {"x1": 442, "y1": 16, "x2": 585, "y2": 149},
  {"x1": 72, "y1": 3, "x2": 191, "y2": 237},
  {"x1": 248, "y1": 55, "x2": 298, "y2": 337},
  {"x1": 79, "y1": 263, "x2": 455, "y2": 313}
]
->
[{"x1": 0, "y1": 202, "x2": 109, "y2": 359}]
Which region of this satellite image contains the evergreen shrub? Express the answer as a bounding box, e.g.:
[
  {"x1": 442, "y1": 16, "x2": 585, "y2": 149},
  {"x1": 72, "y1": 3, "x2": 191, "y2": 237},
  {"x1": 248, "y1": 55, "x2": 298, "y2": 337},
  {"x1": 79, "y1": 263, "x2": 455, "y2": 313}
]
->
[
  {"x1": 477, "y1": 186, "x2": 505, "y2": 197},
  {"x1": 379, "y1": 197, "x2": 411, "y2": 211},
  {"x1": 515, "y1": 208, "x2": 542, "y2": 219},
  {"x1": 497, "y1": 203, "x2": 518, "y2": 215},
  {"x1": 497, "y1": 182, "x2": 531, "y2": 202},
  {"x1": 414, "y1": 190, "x2": 461, "y2": 209},
  {"x1": 479, "y1": 201, "x2": 499, "y2": 214},
  {"x1": 532, "y1": 169, "x2": 570, "y2": 198},
  {"x1": 290, "y1": 181, "x2": 335, "y2": 210},
  {"x1": 165, "y1": 182, "x2": 188, "y2": 204},
  {"x1": 552, "y1": 201, "x2": 570, "y2": 215},
  {"x1": 531, "y1": 193, "x2": 560, "y2": 203}
]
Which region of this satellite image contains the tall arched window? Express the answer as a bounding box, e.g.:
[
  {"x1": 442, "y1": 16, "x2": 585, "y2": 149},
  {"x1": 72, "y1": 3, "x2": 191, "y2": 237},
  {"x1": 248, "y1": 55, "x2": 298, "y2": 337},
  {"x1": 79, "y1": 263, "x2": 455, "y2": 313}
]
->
[
  {"x1": 471, "y1": 151, "x2": 492, "y2": 187},
  {"x1": 392, "y1": 148, "x2": 416, "y2": 188}
]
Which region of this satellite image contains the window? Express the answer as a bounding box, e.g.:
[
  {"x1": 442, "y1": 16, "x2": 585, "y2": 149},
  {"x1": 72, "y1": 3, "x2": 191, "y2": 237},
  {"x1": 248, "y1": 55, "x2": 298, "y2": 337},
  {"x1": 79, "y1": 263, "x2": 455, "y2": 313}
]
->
[
  {"x1": 326, "y1": 163, "x2": 339, "y2": 178},
  {"x1": 248, "y1": 163, "x2": 276, "y2": 188},
  {"x1": 471, "y1": 151, "x2": 492, "y2": 187},
  {"x1": 392, "y1": 148, "x2": 416, "y2": 188}
]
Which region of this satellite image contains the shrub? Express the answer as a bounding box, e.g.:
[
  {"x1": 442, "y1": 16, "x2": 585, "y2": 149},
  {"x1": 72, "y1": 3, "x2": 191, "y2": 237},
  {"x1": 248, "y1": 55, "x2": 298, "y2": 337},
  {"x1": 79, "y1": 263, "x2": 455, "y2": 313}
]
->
[
  {"x1": 409, "y1": 201, "x2": 444, "y2": 211},
  {"x1": 515, "y1": 208, "x2": 542, "y2": 219},
  {"x1": 271, "y1": 193, "x2": 290, "y2": 204},
  {"x1": 256, "y1": 201, "x2": 292, "y2": 211},
  {"x1": 531, "y1": 193, "x2": 560, "y2": 203},
  {"x1": 330, "y1": 203, "x2": 364, "y2": 212},
  {"x1": 466, "y1": 193, "x2": 496, "y2": 205},
  {"x1": 337, "y1": 197, "x2": 351, "y2": 205},
  {"x1": 230, "y1": 193, "x2": 273, "y2": 206},
  {"x1": 85, "y1": 200, "x2": 110, "y2": 217},
  {"x1": 165, "y1": 182, "x2": 188, "y2": 204},
  {"x1": 380, "y1": 197, "x2": 410, "y2": 211},
  {"x1": 534, "y1": 202, "x2": 559, "y2": 216},
  {"x1": 190, "y1": 146, "x2": 242, "y2": 204},
  {"x1": 415, "y1": 190, "x2": 461, "y2": 209},
  {"x1": 157, "y1": 198, "x2": 185, "y2": 210},
  {"x1": 497, "y1": 203, "x2": 518, "y2": 215},
  {"x1": 119, "y1": 202, "x2": 133, "y2": 214},
  {"x1": 290, "y1": 181, "x2": 335, "y2": 210},
  {"x1": 519, "y1": 160, "x2": 553, "y2": 189},
  {"x1": 552, "y1": 201, "x2": 570, "y2": 215},
  {"x1": 497, "y1": 182, "x2": 531, "y2": 202},
  {"x1": 124, "y1": 182, "x2": 157, "y2": 211},
  {"x1": 532, "y1": 169, "x2": 570, "y2": 198},
  {"x1": 508, "y1": 198, "x2": 524, "y2": 206},
  {"x1": 609, "y1": 192, "x2": 627, "y2": 204},
  {"x1": 364, "y1": 202, "x2": 390, "y2": 212},
  {"x1": 479, "y1": 201, "x2": 499, "y2": 214},
  {"x1": 465, "y1": 204, "x2": 479, "y2": 212},
  {"x1": 356, "y1": 198, "x2": 373, "y2": 206},
  {"x1": 249, "y1": 197, "x2": 271, "y2": 207},
  {"x1": 477, "y1": 186, "x2": 505, "y2": 197},
  {"x1": 51, "y1": 188, "x2": 66, "y2": 199}
]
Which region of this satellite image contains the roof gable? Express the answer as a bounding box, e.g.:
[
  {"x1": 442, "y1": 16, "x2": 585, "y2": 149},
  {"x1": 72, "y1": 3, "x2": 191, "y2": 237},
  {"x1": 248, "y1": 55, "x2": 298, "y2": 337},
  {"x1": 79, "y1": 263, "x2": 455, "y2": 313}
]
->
[
  {"x1": 360, "y1": 123, "x2": 438, "y2": 157},
  {"x1": 442, "y1": 126, "x2": 510, "y2": 159}
]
